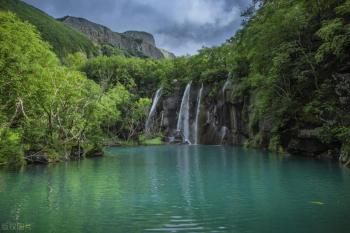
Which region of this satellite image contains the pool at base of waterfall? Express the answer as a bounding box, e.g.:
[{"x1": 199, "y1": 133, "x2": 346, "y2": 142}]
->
[{"x1": 1, "y1": 145, "x2": 350, "y2": 233}]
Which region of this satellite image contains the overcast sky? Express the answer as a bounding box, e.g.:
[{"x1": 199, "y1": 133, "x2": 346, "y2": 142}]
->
[{"x1": 24, "y1": 0, "x2": 250, "y2": 56}]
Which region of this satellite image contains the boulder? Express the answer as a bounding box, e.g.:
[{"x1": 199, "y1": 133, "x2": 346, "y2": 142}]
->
[
  {"x1": 287, "y1": 138, "x2": 329, "y2": 157},
  {"x1": 70, "y1": 146, "x2": 85, "y2": 159},
  {"x1": 86, "y1": 148, "x2": 104, "y2": 158}
]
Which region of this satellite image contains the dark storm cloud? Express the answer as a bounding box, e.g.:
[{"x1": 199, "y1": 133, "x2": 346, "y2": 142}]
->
[{"x1": 23, "y1": 0, "x2": 250, "y2": 55}]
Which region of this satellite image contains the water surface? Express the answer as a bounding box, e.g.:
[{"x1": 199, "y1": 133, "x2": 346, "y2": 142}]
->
[{"x1": 1, "y1": 145, "x2": 350, "y2": 233}]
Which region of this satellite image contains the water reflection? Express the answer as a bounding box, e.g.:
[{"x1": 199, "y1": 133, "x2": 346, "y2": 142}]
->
[
  {"x1": 177, "y1": 145, "x2": 192, "y2": 206},
  {"x1": 0, "y1": 146, "x2": 349, "y2": 233}
]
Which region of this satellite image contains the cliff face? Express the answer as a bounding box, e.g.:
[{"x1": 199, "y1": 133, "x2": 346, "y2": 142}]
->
[
  {"x1": 58, "y1": 16, "x2": 175, "y2": 59},
  {"x1": 160, "y1": 49, "x2": 177, "y2": 59},
  {"x1": 123, "y1": 31, "x2": 156, "y2": 46},
  {"x1": 146, "y1": 79, "x2": 349, "y2": 164}
]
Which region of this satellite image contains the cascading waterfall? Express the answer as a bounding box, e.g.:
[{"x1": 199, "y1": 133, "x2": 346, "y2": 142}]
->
[
  {"x1": 219, "y1": 79, "x2": 231, "y2": 144},
  {"x1": 206, "y1": 110, "x2": 211, "y2": 124},
  {"x1": 220, "y1": 126, "x2": 229, "y2": 144},
  {"x1": 194, "y1": 84, "x2": 204, "y2": 145},
  {"x1": 177, "y1": 82, "x2": 192, "y2": 144},
  {"x1": 145, "y1": 87, "x2": 162, "y2": 134},
  {"x1": 222, "y1": 79, "x2": 231, "y2": 95}
]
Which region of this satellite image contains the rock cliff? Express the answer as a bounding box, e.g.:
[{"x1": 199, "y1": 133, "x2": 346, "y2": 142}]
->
[
  {"x1": 123, "y1": 31, "x2": 156, "y2": 46},
  {"x1": 58, "y1": 16, "x2": 175, "y2": 59},
  {"x1": 146, "y1": 80, "x2": 347, "y2": 163}
]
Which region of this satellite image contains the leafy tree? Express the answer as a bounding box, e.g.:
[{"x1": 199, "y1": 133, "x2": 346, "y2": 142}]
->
[
  {"x1": 0, "y1": 12, "x2": 102, "y2": 163},
  {"x1": 64, "y1": 52, "x2": 88, "y2": 70}
]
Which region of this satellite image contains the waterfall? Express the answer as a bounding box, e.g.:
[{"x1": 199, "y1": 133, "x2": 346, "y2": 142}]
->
[
  {"x1": 177, "y1": 82, "x2": 192, "y2": 144},
  {"x1": 194, "y1": 84, "x2": 203, "y2": 145},
  {"x1": 220, "y1": 80, "x2": 230, "y2": 144},
  {"x1": 222, "y1": 79, "x2": 231, "y2": 95},
  {"x1": 206, "y1": 110, "x2": 211, "y2": 124},
  {"x1": 160, "y1": 111, "x2": 164, "y2": 127},
  {"x1": 220, "y1": 126, "x2": 229, "y2": 144},
  {"x1": 145, "y1": 87, "x2": 162, "y2": 134}
]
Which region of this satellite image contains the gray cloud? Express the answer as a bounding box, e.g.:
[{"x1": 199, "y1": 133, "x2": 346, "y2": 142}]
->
[{"x1": 24, "y1": 0, "x2": 250, "y2": 55}]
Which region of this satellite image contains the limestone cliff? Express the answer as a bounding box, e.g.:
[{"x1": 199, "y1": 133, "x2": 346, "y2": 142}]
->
[{"x1": 58, "y1": 16, "x2": 175, "y2": 59}]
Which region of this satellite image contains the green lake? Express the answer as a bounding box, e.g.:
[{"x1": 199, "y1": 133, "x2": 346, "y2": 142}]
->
[{"x1": 1, "y1": 145, "x2": 350, "y2": 233}]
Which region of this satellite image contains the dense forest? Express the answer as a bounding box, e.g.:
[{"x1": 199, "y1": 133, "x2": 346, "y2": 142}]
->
[{"x1": 0, "y1": 0, "x2": 349, "y2": 166}]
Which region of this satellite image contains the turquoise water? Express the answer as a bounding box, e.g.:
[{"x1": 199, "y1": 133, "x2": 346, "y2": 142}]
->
[{"x1": 1, "y1": 145, "x2": 350, "y2": 233}]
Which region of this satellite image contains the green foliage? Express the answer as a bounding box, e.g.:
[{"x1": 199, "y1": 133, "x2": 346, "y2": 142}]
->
[
  {"x1": 97, "y1": 85, "x2": 131, "y2": 131},
  {"x1": 83, "y1": 55, "x2": 166, "y2": 97},
  {"x1": 1, "y1": 0, "x2": 349, "y2": 164},
  {"x1": 83, "y1": 56, "x2": 136, "y2": 92},
  {"x1": 0, "y1": 12, "x2": 153, "y2": 165},
  {"x1": 100, "y1": 44, "x2": 146, "y2": 58},
  {"x1": 335, "y1": 0, "x2": 350, "y2": 16},
  {"x1": 0, "y1": 0, "x2": 97, "y2": 58},
  {"x1": 115, "y1": 97, "x2": 152, "y2": 141},
  {"x1": 0, "y1": 12, "x2": 103, "y2": 164},
  {"x1": 145, "y1": 0, "x2": 349, "y2": 155},
  {"x1": 268, "y1": 136, "x2": 284, "y2": 154},
  {"x1": 222, "y1": 0, "x2": 350, "y2": 153},
  {"x1": 139, "y1": 136, "x2": 164, "y2": 145},
  {"x1": 0, "y1": 11, "x2": 59, "y2": 125},
  {"x1": 0, "y1": 128, "x2": 24, "y2": 166},
  {"x1": 64, "y1": 52, "x2": 88, "y2": 69},
  {"x1": 315, "y1": 18, "x2": 350, "y2": 63}
]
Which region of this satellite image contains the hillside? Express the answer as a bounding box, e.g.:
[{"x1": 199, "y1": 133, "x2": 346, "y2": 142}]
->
[{"x1": 0, "y1": 0, "x2": 98, "y2": 58}]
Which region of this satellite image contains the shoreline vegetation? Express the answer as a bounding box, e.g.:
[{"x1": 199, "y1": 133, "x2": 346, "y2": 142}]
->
[{"x1": 1, "y1": 0, "x2": 350, "y2": 167}]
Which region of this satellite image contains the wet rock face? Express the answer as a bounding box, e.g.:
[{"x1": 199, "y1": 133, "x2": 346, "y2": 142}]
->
[
  {"x1": 154, "y1": 85, "x2": 251, "y2": 146},
  {"x1": 162, "y1": 95, "x2": 180, "y2": 136},
  {"x1": 58, "y1": 16, "x2": 175, "y2": 59},
  {"x1": 280, "y1": 128, "x2": 341, "y2": 159},
  {"x1": 198, "y1": 86, "x2": 250, "y2": 146},
  {"x1": 187, "y1": 86, "x2": 244, "y2": 145},
  {"x1": 194, "y1": 88, "x2": 221, "y2": 144},
  {"x1": 287, "y1": 138, "x2": 329, "y2": 156},
  {"x1": 148, "y1": 80, "x2": 345, "y2": 160},
  {"x1": 228, "y1": 99, "x2": 247, "y2": 145}
]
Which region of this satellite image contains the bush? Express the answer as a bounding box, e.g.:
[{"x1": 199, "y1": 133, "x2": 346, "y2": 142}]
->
[{"x1": 0, "y1": 128, "x2": 24, "y2": 166}]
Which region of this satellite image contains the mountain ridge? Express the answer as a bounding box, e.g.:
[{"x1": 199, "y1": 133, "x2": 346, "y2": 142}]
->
[
  {"x1": 58, "y1": 16, "x2": 175, "y2": 59},
  {"x1": 0, "y1": 0, "x2": 98, "y2": 58}
]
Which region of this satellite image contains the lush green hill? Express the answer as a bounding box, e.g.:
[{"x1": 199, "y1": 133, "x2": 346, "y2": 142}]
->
[{"x1": 0, "y1": 0, "x2": 98, "y2": 58}]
